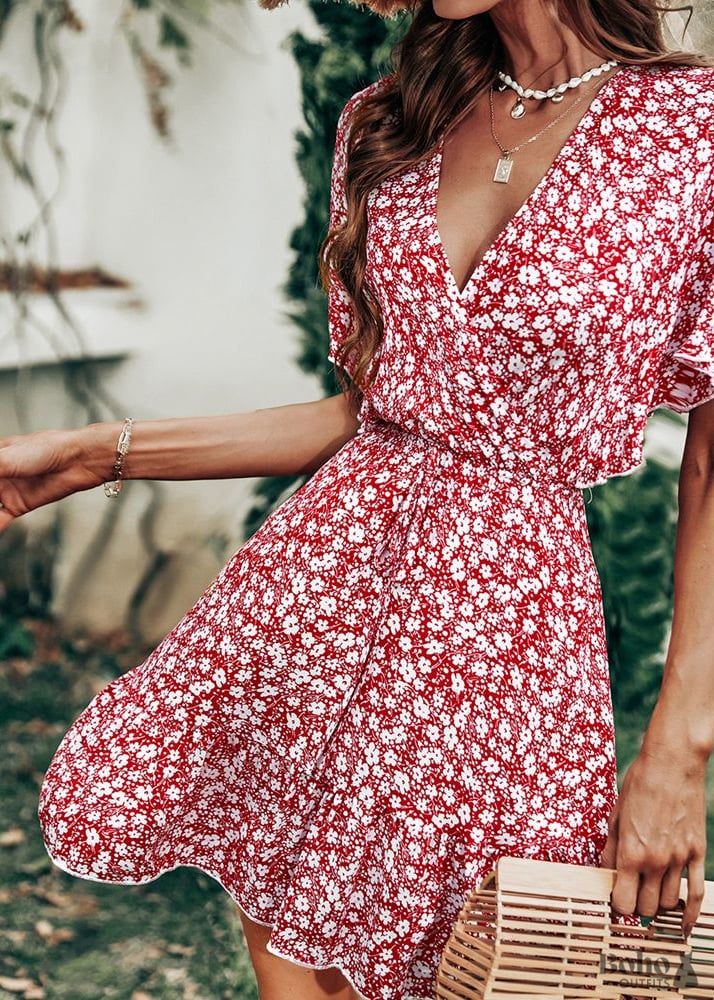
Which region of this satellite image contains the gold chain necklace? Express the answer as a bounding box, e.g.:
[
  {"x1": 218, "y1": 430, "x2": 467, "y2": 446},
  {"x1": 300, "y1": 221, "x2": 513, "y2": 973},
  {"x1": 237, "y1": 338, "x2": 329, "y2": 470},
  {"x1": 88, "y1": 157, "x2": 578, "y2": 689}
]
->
[{"x1": 488, "y1": 73, "x2": 605, "y2": 184}]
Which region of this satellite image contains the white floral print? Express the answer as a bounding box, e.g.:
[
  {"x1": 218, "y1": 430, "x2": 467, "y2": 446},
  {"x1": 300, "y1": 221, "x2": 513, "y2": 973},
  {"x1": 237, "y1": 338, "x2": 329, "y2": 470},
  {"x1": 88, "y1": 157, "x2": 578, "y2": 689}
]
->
[{"x1": 38, "y1": 59, "x2": 713, "y2": 1000}]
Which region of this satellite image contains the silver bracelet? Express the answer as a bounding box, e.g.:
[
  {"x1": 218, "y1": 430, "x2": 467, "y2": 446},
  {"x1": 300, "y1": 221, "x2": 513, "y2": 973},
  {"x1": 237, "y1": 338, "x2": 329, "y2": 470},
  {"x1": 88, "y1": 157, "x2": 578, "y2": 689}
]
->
[{"x1": 103, "y1": 417, "x2": 134, "y2": 498}]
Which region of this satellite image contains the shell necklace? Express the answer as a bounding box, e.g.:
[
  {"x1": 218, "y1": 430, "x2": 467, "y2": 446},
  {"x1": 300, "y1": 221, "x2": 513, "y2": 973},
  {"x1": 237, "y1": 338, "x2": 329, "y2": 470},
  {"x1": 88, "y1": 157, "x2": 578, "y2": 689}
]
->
[
  {"x1": 489, "y1": 60, "x2": 620, "y2": 184},
  {"x1": 496, "y1": 58, "x2": 620, "y2": 118}
]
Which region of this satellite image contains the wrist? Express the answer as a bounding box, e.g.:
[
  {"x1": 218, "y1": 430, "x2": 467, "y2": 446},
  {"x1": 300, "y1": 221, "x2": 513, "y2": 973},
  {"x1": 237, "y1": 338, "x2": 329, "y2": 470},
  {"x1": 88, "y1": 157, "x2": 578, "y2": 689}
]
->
[
  {"x1": 76, "y1": 420, "x2": 129, "y2": 483},
  {"x1": 641, "y1": 704, "x2": 714, "y2": 767}
]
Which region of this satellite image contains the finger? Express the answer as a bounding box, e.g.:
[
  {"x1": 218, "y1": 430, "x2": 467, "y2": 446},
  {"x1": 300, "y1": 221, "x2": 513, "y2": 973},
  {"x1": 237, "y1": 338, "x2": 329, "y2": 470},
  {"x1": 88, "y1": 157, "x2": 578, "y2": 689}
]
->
[
  {"x1": 611, "y1": 848, "x2": 642, "y2": 917},
  {"x1": 599, "y1": 804, "x2": 619, "y2": 868},
  {"x1": 659, "y1": 861, "x2": 686, "y2": 912},
  {"x1": 0, "y1": 441, "x2": 22, "y2": 474},
  {"x1": 600, "y1": 833, "x2": 617, "y2": 869},
  {"x1": 0, "y1": 502, "x2": 15, "y2": 534},
  {"x1": 600, "y1": 833, "x2": 617, "y2": 868},
  {"x1": 637, "y1": 866, "x2": 666, "y2": 919},
  {"x1": 682, "y1": 854, "x2": 706, "y2": 935}
]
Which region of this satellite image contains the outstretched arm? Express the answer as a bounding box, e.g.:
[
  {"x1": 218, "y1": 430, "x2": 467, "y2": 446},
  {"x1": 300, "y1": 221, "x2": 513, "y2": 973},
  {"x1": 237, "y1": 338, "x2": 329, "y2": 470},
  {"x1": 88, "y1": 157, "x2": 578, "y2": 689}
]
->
[
  {"x1": 81, "y1": 392, "x2": 359, "y2": 481},
  {"x1": 0, "y1": 391, "x2": 360, "y2": 534},
  {"x1": 601, "y1": 398, "x2": 714, "y2": 936}
]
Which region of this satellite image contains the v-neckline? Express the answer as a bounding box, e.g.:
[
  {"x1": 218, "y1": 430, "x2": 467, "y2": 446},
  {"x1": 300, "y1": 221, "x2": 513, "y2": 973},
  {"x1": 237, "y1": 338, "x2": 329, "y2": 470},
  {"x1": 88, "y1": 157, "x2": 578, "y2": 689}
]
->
[{"x1": 429, "y1": 63, "x2": 633, "y2": 305}]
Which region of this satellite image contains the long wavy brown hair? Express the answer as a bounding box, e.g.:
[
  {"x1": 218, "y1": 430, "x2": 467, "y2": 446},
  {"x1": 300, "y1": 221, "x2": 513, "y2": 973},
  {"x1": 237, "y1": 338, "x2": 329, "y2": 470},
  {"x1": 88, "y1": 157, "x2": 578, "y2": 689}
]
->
[{"x1": 318, "y1": 0, "x2": 714, "y2": 415}]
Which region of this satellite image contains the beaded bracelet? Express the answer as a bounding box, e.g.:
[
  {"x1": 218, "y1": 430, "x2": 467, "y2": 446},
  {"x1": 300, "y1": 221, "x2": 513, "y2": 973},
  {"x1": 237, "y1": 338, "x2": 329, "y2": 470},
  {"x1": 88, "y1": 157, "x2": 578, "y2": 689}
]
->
[{"x1": 103, "y1": 417, "x2": 134, "y2": 498}]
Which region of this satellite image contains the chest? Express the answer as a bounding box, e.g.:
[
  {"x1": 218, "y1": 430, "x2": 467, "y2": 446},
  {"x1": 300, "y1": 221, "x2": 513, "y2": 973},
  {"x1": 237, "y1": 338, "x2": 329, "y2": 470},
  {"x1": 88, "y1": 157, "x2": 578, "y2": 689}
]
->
[
  {"x1": 432, "y1": 83, "x2": 616, "y2": 297},
  {"x1": 361, "y1": 83, "x2": 709, "y2": 416},
  {"x1": 364, "y1": 106, "x2": 702, "y2": 323}
]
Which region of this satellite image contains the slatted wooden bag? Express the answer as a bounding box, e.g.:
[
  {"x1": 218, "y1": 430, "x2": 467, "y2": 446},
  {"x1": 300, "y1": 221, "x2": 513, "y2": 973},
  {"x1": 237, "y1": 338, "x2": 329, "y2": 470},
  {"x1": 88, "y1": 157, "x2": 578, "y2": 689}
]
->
[{"x1": 436, "y1": 855, "x2": 714, "y2": 999}]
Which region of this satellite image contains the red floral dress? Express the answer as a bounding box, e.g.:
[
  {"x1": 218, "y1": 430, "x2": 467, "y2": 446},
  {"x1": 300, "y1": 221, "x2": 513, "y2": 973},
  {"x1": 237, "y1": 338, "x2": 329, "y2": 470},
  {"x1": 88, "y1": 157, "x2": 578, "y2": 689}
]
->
[{"x1": 38, "y1": 60, "x2": 713, "y2": 1000}]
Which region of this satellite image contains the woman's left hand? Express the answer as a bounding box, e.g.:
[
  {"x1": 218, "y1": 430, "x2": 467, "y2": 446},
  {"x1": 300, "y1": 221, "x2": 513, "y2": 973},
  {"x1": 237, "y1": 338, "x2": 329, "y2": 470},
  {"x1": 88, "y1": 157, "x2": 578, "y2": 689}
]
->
[{"x1": 599, "y1": 741, "x2": 708, "y2": 936}]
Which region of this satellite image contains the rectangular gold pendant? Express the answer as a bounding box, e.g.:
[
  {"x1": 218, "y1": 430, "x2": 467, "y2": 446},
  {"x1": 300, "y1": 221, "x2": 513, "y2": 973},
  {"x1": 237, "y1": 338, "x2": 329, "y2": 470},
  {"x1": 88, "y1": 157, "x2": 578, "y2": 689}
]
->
[{"x1": 493, "y1": 157, "x2": 513, "y2": 183}]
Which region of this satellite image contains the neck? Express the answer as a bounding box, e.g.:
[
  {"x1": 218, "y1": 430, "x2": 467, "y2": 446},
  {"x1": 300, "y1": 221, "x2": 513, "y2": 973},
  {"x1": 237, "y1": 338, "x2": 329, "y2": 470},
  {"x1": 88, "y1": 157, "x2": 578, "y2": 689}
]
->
[{"x1": 489, "y1": 0, "x2": 610, "y2": 89}]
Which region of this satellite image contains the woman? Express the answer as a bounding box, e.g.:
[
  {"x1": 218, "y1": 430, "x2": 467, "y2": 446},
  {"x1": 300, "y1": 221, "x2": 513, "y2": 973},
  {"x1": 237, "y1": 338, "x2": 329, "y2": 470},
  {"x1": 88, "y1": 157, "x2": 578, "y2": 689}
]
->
[{"x1": 1, "y1": 0, "x2": 712, "y2": 996}]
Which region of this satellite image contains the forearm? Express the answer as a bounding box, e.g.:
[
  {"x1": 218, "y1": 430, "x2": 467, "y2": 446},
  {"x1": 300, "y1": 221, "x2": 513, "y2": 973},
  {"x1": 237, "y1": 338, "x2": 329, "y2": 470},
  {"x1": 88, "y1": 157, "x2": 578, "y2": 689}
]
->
[
  {"x1": 77, "y1": 392, "x2": 360, "y2": 482},
  {"x1": 642, "y1": 448, "x2": 714, "y2": 763}
]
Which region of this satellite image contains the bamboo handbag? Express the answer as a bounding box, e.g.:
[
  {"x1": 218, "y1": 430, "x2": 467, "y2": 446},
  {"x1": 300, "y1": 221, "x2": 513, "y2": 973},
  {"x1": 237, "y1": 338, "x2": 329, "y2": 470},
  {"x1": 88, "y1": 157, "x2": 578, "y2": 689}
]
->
[{"x1": 436, "y1": 855, "x2": 714, "y2": 999}]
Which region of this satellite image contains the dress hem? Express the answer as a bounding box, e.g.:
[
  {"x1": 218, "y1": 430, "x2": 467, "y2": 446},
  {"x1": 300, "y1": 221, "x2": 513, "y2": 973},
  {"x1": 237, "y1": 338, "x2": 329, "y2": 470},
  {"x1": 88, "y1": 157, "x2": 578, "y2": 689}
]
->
[{"x1": 40, "y1": 840, "x2": 392, "y2": 1000}]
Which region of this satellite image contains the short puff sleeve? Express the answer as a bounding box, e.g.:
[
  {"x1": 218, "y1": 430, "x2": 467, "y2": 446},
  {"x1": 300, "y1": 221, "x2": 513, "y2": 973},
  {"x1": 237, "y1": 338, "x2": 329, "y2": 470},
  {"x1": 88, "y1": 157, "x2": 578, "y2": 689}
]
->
[
  {"x1": 325, "y1": 78, "x2": 391, "y2": 376},
  {"x1": 650, "y1": 193, "x2": 714, "y2": 413}
]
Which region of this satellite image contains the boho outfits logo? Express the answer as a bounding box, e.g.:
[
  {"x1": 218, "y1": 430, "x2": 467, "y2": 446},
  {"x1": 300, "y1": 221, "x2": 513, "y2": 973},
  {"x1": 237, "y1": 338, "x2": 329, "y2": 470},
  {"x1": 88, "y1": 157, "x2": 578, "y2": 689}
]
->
[{"x1": 600, "y1": 946, "x2": 698, "y2": 990}]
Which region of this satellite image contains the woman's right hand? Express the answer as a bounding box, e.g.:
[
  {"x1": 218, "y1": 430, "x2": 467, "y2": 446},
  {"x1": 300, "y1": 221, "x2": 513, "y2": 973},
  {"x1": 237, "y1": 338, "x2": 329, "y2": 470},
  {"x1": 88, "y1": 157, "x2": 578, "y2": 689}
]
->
[{"x1": 0, "y1": 428, "x2": 107, "y2": 534}]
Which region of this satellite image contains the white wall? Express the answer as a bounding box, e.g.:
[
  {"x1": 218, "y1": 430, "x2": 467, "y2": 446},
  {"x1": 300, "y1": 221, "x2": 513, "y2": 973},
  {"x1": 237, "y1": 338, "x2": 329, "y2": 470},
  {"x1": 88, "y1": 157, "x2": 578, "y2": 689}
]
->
[
  {"x1": 0, "y1": 0, "x2": 327, "y2": 642},
  {"x1": 0, "y1": 2, "x2": 690, "y2": 645}
]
